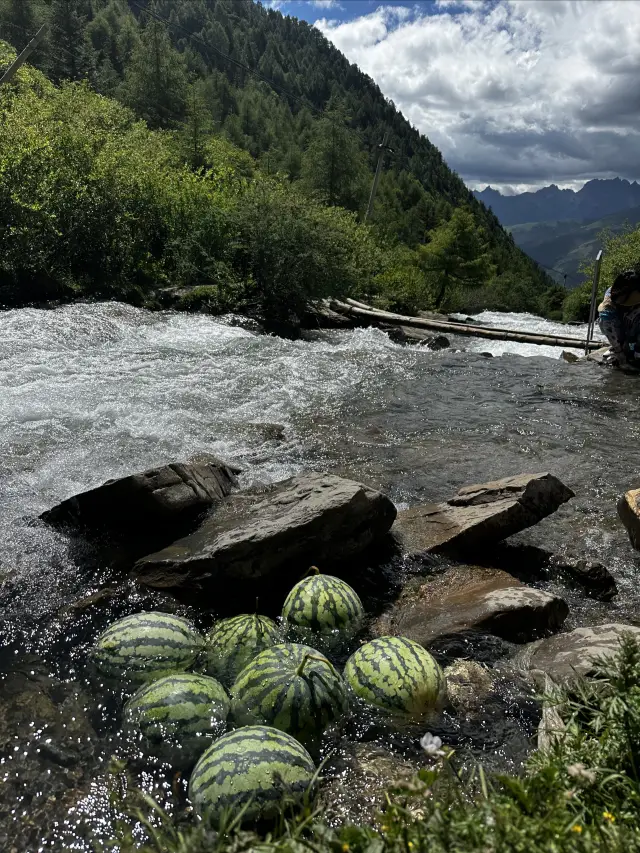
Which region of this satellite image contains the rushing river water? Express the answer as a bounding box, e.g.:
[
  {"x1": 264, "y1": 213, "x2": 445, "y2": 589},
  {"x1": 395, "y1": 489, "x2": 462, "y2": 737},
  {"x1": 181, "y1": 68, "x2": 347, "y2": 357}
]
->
[{"x1": 2, "y1": 302, "x2": 638, "y2": 851}]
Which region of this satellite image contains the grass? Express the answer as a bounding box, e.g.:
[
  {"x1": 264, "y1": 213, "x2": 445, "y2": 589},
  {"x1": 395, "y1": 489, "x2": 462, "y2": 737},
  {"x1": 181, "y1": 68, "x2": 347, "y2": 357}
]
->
[{"x1": 105, "y1": 635, "x2": 640, "y2": 853}]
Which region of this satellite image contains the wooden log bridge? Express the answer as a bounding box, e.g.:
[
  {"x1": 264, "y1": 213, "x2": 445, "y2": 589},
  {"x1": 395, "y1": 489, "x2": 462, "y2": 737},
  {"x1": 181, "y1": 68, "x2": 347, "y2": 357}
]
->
[{"x1": 329, "y1": 298, "x2": 605, "y2": 352}]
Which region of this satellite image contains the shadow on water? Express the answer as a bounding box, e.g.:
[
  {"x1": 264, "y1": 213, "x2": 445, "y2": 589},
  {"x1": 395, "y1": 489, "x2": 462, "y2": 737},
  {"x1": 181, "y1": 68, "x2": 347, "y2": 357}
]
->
[{"x1": 0, "y1": 304, "x2": 638, "y2": 847}]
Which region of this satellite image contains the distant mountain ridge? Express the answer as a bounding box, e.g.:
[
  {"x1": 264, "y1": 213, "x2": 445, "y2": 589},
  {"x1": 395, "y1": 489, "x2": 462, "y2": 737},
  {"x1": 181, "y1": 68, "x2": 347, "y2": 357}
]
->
[
  {"x1": 507, "y1": 205, "x2": 640, "y2": 287},
  {"x1": 474, "y1": 178, "x2": 640, "y2": 226}
]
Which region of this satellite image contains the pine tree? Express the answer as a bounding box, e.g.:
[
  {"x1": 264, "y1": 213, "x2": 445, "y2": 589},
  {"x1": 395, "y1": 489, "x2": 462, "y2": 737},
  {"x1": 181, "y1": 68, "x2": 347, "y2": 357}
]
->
[
  {"x1": 46, "y1": 0, "x2": 95, "y2": 83},
  {"x1": 300, "y1": 104, "x2": 370, "y2": 212},
  {"x1": 0, "y1": 0, "x2": 47, "y2": 52},
  {"x1": 181, "y1": 80, "x2": 215, "y2": 168},
  {"x1": 120, "y1": 19, "x2": 187, "y2": 128}
]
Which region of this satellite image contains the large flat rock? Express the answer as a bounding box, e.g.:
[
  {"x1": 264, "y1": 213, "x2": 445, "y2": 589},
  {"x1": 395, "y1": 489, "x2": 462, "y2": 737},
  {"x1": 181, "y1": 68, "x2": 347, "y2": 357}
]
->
[
  {"x1": 373, "y1": 565, "x2": 568, "y2": 645},
  {"x1": 134, "y1": 472, "x2": 397, "y2": 596},
  {"x1": 393, "y1": 473, "x2": 574, "y2": 556},
  {"x1": 513, "y1": 623, "x2": 640, "y2": 688},
  {"x1": 40, "y1": 456, "x2": 240, "y2": 547}
]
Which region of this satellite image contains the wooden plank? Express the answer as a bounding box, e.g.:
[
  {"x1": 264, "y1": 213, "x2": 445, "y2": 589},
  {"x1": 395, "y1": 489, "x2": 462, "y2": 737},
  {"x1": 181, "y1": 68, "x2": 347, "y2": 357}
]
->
[{"x1": 330, "y1": 300, "x2": 603, "y2": 351}]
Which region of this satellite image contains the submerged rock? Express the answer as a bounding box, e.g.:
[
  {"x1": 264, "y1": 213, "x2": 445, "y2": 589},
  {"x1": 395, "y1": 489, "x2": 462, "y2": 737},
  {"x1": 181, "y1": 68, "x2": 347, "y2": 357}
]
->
[
  {"x1": 0, "y1": 657, "x2": 98, "y2": 851},
  {"x1": 392, "y1": 472, "x2": 574, "y2": 556},
  {"x1": 424, "y1": 334, "x2": 450, "y2": 351},
  {"x1": 134, "y1": 472, "x2": 397, "y2": 599},
  {"x1": 374, "y1": 565, "x2": 568, "y2": 646},
  {"x1": 381, "y1": 323, "x2": 434, "y2": 345},
  {"x1": 513, "y1": 623, "x2": 640, "y2": 688},
  {"x1": 444, "y1": 659, "x2": 497, "y2": 715},
  {"x1": 40, "y1": 456, "x2": 240, "y2": 551},
  {"x1": 547, "y1": 554, "x2": 617, "y2": 600},
  {"x1": 319, "y1": 741, "x2": 418, "y2": 826}
]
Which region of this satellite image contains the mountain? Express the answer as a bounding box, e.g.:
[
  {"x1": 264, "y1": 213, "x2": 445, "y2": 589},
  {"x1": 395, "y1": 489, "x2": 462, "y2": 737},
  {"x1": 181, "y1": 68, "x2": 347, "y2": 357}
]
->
[
  {"x1": 508, "y1": 206, "x2": 640, "y2": 287},
  {"x1": 474, "y1": 179, "x2": 640, "y2": 226},
  {"x1": 0, "y1": 0, "x2": 558, "y2": 316}
]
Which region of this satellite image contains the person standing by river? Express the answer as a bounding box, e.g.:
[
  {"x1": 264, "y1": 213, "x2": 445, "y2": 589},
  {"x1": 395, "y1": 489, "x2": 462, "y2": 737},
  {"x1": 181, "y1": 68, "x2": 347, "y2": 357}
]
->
[{"x1": 598, "y1": 269, "x2": 640, "y2": 368}]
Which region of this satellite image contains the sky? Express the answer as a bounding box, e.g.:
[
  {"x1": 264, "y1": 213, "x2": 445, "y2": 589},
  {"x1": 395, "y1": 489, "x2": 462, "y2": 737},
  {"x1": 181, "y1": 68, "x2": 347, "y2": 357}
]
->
[{"x1": 264, "y1": 0, "x2": 640, "y2": 194}]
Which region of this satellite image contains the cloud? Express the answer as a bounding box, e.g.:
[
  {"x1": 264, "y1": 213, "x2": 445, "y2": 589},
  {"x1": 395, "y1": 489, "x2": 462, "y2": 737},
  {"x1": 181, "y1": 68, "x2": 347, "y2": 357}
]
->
[
  {"x1": 309, "y1": 0, "x2": 342, "y2": 8},
  {"x1": 315, "y1": 0, "x2": 640, "y2": 192}
]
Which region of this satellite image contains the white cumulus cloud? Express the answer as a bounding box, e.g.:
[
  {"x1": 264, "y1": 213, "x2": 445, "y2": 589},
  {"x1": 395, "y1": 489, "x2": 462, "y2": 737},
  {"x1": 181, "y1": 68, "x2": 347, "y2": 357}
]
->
[{"x1": 315, "y1": 0, "x2": 640, "y2": 191}]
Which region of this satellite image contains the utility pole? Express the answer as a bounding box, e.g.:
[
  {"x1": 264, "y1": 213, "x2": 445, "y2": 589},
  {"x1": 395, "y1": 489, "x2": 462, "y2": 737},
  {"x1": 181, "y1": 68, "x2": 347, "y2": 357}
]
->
[
  {"x1": 0, "y1": 25, "x2": 47, "y2": 87},
  {"x1": 364, "y1": 130, "x2": 393, "y2": 224}
]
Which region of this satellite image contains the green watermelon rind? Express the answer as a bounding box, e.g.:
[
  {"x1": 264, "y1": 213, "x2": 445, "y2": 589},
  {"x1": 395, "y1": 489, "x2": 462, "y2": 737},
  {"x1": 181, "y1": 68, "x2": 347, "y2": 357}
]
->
[
  {"x1": 90, "y1": 611, "x2": 204, "y2": 683},
  {"x1": 202, "y1": 614, "x2": 281, "y2": 687},
  {"x1": 230, "y1": 642, "x2": 348, "y2": 747},
  {"x1": 343, "y1": 636, "x2": 446, "y2": 716},
  {"x1": 124, "y1": 672, "x2": 230, "y2": 759},
  {"x1": 281, "y1": 574, "x2": 364, "y2": 635},
  {"x1": 189, "y1": 725, "x2": 317, "y2": 824}
]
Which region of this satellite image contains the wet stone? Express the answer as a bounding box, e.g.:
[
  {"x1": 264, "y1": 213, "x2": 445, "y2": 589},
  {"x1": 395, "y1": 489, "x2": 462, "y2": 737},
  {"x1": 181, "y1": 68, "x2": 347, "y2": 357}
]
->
[
  {"x1": 393, "y1": 472, "x2": 575, "y2": 556},
  {"x1": 512, "y1": 623, "x2": 640, "y2": 688},
  {"x1": 374, "y1": 564, "x2": 568, "y2": 646},
  {"x1": 134, "y1": 472, "x2": 397, "y2": 601}
]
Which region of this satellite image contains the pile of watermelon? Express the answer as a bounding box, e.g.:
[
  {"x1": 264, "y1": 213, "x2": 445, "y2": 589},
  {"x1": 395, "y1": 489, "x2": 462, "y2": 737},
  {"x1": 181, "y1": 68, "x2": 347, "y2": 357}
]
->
[{"x1": 90, "y1": 570, "x2": 447, "y2": 825}]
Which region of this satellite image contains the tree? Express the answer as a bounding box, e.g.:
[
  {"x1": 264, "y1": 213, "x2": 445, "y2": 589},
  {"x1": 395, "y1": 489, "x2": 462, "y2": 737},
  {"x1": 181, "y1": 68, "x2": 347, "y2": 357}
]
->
[
  {"x1": 417, "y1": 209, "x2": 495, "y2": 308},
  {"x1": 46, "y1": 0, "x2": 95, "y2": 83},
  {"x1": 300, "y1": 104, "x2": 370, "y2": 212},
  {"x1": 180, "y1": 80, "x2": 215, "y2": 168},
  {"x1": 0, "y1": 0, "x2": 47, "y2": 54},
  {"x1": 120, "y1": 19, "x2": 187, "y2": 128}
]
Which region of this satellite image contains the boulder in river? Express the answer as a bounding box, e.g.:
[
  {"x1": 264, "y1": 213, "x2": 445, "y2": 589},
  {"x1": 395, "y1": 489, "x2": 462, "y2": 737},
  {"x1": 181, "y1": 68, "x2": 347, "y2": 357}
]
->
[
  {"x1": 373, "y1": 565, "x2": 569, "y2": 646},
  {"x1": 393, "y1": 472, "x2": 574, "y2": 557},
  {"x1": 617, "y1": 487, "x2": 640, "y2": 550},
  {"x1": 134, "y1": 472, "x2": 397, "y2": 601},
  {"x1": 40, "y1": 456, "x2": 240, "y2": 551},
  {"x1": 512, "y1": 623, "x2": 640, "y2": 688}
]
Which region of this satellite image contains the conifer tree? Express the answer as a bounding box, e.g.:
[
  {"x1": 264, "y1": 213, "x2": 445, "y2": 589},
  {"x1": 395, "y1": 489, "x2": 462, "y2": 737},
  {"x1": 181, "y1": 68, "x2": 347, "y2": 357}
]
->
[{"x1": 120, "y1": 18, "x2": 187, "y2": 128}]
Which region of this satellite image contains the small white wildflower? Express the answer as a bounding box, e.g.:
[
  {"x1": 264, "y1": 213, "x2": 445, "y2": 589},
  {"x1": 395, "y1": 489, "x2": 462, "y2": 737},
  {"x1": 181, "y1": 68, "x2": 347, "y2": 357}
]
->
[
  {"x1": 567, "y1": 763, "x2": 596, "y2": 785},
  {"x1": 420, "y1": 732, "x2": 445, "y2": 757}
]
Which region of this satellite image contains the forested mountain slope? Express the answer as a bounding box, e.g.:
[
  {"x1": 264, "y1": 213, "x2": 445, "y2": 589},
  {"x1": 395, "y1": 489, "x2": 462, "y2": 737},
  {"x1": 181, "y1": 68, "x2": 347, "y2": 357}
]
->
[
  {"x1": 509, "y1": 207, "x2": 640, "y2": 288},
  {"x1": 0, "y1": 0, "x2": 562, "y2": 319}
]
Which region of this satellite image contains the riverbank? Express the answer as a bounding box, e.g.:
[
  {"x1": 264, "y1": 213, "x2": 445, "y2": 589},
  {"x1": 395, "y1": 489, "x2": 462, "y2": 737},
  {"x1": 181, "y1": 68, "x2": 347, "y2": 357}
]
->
[
  {"x1": 0, "y1": 302, "x2": 635, "y2": 849},
  {"x1": 110, "y1": 633, "x2": 640, "y2": 853}
]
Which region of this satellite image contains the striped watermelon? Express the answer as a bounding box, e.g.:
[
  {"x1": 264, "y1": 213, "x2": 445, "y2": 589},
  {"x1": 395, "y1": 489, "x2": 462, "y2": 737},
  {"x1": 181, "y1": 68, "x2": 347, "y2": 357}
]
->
[
  {"x1": 343, "y1": 636, "x2": 446, "y2": 716},
  {"x1": 230, "y1": 643, "x2": 348, "y2": 749},
  {"x1": 281, "y1": 573, "x2": 364, "y2": 635},
  {"x1": 91, "y1": 611, "x2": 203, "y2": 683},
  {"x1": 124, "y1": 673, "x2": 229, "y2": 766},
  {"x1": 189, "y1": 725, "x2": 316, "y2": 824},
  {"x1": 202, "y1": 614, "x2": 281, "y2": 687}
]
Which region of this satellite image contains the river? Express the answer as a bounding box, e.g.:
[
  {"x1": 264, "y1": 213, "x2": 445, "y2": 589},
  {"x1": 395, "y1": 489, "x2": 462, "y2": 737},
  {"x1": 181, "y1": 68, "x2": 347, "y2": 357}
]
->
[{"x1": 2, "y1": 302, "x2": 639, "y2": 850}]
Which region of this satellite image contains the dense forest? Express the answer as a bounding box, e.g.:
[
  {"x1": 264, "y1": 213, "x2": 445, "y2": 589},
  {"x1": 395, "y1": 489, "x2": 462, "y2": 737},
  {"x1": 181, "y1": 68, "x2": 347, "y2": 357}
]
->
[{"x1": 0, "y1": 0, "x2": 568, "y2": 325}]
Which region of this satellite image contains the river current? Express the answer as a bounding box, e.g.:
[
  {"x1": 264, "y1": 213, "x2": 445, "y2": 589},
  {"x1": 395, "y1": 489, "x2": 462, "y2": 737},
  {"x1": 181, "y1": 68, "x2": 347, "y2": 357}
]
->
[{"x1": 2, "y1": 302, "x2": 639, "y2": 850}]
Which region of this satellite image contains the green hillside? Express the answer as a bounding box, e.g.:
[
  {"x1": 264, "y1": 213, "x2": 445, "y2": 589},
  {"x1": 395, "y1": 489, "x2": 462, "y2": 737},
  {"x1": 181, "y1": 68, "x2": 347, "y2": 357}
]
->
[
  {"x1": 0, "y1": 0, "x2": 562, "y2": 321},
  {"x1": 509, "y1": 207, "x2": 640, "y2": 288}
]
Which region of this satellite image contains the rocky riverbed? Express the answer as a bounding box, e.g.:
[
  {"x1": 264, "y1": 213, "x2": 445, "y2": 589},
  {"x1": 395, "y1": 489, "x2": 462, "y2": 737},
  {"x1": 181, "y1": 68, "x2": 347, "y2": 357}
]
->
[{"x1": 1, "y1": 302, "x2": 639, "y2": 850}]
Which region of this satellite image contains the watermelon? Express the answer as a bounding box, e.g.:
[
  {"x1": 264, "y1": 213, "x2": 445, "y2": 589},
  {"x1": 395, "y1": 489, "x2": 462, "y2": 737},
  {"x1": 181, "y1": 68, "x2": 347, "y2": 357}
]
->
[
  {"x1": 343, "y1": 636, "x2": 446, "y2": 716},
  {"x1": 230, "y1": 643, "x2": 348, "y2": 749},
  {"x1": 189, "y1": 725, "x2": 317, "y2": 825},
  {"x1": 281, "y1": 573, "x2": 364, "y2": 635},
  {"x1": 202, "y1": 614, "x2": 281, "y2": 687},
  {"x1": 124, "y1": 673, "x2": 229, "y2": 766},
  {"x1": 91, "y1": 611, "x2": 203, "y2": 683}
]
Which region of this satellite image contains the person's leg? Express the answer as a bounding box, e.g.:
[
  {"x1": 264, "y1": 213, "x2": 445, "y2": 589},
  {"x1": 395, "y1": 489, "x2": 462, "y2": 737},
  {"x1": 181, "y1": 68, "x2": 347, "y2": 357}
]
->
[{"x1": 599, "y1": 308, "x2": 625, "y2": 361}]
